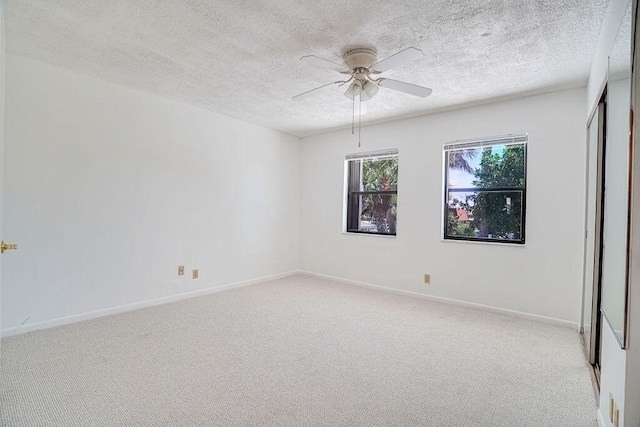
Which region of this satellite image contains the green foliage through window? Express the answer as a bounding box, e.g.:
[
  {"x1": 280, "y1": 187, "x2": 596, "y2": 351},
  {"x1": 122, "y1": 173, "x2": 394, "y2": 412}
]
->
[
  {"x1": 346, "y1": 153, "x2": 398, "y2": 235},
  {"x1": 444, "y1": 137, "x2": 527, "y2": 243}
]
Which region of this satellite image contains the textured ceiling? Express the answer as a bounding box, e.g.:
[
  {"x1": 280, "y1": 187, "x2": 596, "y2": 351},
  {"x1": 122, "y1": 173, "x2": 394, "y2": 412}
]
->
[{"x1": 5, "y1": 0, "x2": 609, "y2": 137}]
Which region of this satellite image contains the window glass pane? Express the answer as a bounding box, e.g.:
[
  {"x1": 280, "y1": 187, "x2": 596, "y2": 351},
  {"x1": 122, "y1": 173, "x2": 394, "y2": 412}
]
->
[
  {"x1": 352, "y1": 193, "x2": 397, "y2": 234},
  {"x1": 446, "y1": 191, "x2": 477, "y2": 237},
  {"x1": 447, "y1": 148, "x2": 482, "y2": 189},
  {"x1": 446, "y1": 190, "x2": 523, "y2": 241},
  {"x1": 362, "y1": 156, "x2": 398, "y2": 192},
  {"x1": 346, "y1": 153, "x2": 398, "y2": 235},
  {"x1": 447, "y1": 144, "x2": 525, "y2": 190}
]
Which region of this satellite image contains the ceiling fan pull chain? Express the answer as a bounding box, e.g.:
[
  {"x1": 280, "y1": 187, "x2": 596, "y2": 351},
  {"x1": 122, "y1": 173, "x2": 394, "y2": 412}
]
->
[
  {"x1": 358, "y1": 97, "x2": 362, "y2": 148},
  {"x1": 352, "y1": 96, "x2": 355, "y2": 135}
]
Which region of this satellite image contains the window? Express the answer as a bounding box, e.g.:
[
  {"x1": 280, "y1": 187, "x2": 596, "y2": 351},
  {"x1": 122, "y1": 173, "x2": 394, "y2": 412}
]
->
[
  {"x1": 443, "y1": 135, "x2": 527, "y2": 244},
  {"x1": 345, "y1": 149, "x2": 398, "y2": 235}
]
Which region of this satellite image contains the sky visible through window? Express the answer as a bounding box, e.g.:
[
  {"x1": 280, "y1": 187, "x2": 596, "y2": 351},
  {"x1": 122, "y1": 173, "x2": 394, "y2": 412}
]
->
[{"x1": 448, "y1": 145, "x2": 506, "y2": 190}]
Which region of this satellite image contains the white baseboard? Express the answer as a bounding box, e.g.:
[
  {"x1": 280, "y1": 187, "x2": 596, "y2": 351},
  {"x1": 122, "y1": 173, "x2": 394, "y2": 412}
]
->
[
  {"x1": 2, "y1": 270, "x2": 579, "y2": 338},
  {"x1": 1, "y1": 270, "x2": 299, "y2": 338},
  {"x1": 597, "y1": 409, "x2": 606, "y2": 427},
  {"x1": 300, "y1": 271, "x2": 580, "y2": 330}
]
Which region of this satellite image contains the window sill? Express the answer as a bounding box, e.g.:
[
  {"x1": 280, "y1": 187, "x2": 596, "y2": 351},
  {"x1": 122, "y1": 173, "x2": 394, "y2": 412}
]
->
[
  {"x1": 441, "y1": 237, "x2": 526, "y2": 247},
  {"x1": 342, "y1": 231, "x2": 397, "y2": 238}
]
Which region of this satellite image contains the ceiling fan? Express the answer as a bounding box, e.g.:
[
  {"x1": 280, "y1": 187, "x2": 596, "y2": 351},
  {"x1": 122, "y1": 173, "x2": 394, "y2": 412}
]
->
[{"x1": 292, "y1": 47, "x2": 433, "y2": 103}]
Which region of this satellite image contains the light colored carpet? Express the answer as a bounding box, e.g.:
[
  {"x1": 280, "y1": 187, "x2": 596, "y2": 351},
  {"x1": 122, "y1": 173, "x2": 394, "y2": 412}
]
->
[{"x1": 0, "y1": 275, "x2": 597, "y2": 426}]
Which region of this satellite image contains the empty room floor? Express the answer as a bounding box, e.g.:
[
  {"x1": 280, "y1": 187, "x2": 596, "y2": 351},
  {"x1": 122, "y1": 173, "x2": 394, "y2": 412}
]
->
[{"x1": 0, "y1": 275, "x2": 597, "y2": 426}]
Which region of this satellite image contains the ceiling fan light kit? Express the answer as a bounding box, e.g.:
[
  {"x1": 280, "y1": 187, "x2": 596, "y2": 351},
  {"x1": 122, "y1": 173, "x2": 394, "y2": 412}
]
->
[
  {"x1": 344, "y1": 79, "x2": 363, "y2": 98},
  {"x1": 361, "y1": 80, "x2": 379, "y2": 100}
]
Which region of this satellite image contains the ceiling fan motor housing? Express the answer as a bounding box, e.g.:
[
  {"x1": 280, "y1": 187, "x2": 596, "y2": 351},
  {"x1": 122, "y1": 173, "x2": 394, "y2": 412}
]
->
[{"x1": 343, "y1": 48, "x2": 378, "y2": 73}]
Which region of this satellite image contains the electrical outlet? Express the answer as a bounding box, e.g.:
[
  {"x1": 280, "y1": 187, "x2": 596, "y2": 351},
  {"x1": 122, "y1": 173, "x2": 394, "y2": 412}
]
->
[
  {"x1": 178, "y1": 266, "x2": 184, "y2": 276},
  {"x1": 424, "y1": 274, "x2": 431, "y2": 284},
  {"x1": 192, "y1": 269, "x2": 199, "y2": 279}
]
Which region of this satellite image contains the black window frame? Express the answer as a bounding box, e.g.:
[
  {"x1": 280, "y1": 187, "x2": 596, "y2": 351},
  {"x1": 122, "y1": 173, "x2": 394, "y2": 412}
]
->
[
  {"x1": 345, "y1": 149, "x2": 398, "y2": 236},
  {"x1": 443, "y1": 135, "x2": 527, "y2": 244}
]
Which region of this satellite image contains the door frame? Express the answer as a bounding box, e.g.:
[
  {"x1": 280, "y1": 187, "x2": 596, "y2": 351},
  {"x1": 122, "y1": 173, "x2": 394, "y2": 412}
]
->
[
  {"x1": 0, "y1": 0, "x2": 6, "y2": 350},
  {"x1": 583, "y1": 88, "x2": 608, "y2": 390}
]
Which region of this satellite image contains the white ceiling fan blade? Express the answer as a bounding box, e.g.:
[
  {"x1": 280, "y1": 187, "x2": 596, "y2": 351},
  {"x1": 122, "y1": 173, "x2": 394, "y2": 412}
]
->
[
  {"x1": 378, "y1": 78, "x2": 432, "y2": 98},
  {"x1": 301, "y1": 55, "x2": 349, "y2": 72},
  {"x1": 292, "y1": 81, "x2": 341, "y2": 101},
  {"x1": 370, "y1": 47, "x2": 424, "y2": 73}
]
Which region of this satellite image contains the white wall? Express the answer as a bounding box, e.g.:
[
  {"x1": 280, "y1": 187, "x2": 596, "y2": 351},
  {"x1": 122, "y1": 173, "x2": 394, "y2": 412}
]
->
[
  {"x1": 1, "y1": 54, "x2": 300, "y2": 335},
  {"x1": 624, "y1": 1, "x2": 640, "y2": 424},
  {"x1": 588, "y1": 0, "x2": 631, "y2": 112},
  {"x1": 586, "y1": 0, "x2": 639, "y2": 425},
  {"x1": 300, "y1": 88, "x2": 586, "y2": 324},
  {"x1": 599, "y1": 323, "x2": 627, "y2": 426}
]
